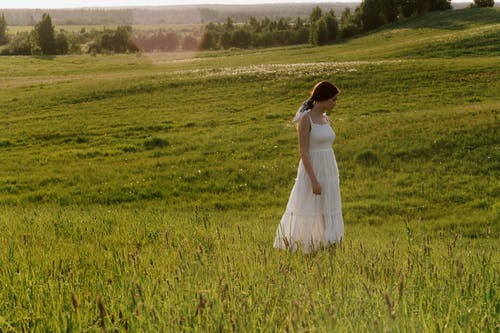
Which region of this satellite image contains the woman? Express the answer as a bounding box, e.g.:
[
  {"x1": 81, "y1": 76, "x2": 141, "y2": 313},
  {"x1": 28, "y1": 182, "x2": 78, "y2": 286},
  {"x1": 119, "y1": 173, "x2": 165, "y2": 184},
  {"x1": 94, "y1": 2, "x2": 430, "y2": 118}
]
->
[{"x1": 274, "y1": 81, "x2": 344, "y2": 253}]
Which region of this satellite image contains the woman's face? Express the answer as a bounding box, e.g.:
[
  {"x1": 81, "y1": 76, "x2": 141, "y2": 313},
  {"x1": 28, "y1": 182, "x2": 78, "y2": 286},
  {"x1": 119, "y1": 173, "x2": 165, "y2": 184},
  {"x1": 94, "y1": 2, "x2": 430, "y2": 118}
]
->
[{"x1": 319, "y1": 95, "x2": 338, "y2": 111}]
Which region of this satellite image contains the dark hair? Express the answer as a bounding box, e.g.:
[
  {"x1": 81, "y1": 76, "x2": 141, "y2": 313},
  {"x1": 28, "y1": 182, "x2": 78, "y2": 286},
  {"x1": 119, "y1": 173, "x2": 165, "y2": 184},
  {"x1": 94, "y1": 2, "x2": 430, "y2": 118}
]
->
[
  {"x1": 310, "y1": 81, "x2": 340, "y2": 102},
  {"x1": 293, "y1": 81, "x2": 340, "y2": 123}
]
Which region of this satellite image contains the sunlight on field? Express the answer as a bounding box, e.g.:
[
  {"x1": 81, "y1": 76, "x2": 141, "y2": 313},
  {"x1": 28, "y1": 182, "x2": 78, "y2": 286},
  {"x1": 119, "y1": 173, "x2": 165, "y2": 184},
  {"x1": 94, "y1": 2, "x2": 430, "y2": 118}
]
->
[
  {"x1": 169, "y1": 61, "x2": 358, "y2": 78},
  {"x1": 142, "y1": 50, "x2": 204, "y2": 64}
]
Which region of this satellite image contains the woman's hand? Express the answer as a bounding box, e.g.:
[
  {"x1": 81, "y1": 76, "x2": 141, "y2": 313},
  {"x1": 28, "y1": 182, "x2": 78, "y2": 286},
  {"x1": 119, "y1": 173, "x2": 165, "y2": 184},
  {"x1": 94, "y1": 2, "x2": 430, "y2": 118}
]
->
[{"x1": 312, "y1": 180, "x2": 322, "y2": 195}]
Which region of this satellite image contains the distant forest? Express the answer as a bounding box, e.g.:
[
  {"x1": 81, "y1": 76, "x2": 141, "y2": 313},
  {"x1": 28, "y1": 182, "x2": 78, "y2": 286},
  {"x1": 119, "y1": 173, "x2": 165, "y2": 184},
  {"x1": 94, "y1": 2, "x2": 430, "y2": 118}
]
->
[
  {"x1": 2, "y1": 4, "x2": 362, "y2": 26},
  {"x1": 0, "y1": 1, "x2": 493, "y2": 55}
]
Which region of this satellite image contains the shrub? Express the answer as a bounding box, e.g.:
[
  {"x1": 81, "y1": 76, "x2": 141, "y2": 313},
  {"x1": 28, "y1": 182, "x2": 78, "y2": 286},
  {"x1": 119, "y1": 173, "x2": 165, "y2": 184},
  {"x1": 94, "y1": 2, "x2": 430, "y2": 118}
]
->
[
  {"x1": 1, "y1": 31, "x2": 34, "y2": 55},
  {"x1": 473, "y1": 0, "x2": 495, "y2": 6},
  {"x1": 355, "y1": 149, "x2": 381, "y2": 166},
  {"x1": 0, "y1": 140, "x2": 12, "y2": 147},
  {"x1": 144, "y1": 137, "x2": 169, "y2": 150},
  {"x1": 341, "y1": 24, "x2": 361, "y2": 38},
  {"x1": 55, "y1": 32, "x2": 69, "y2": 55}
]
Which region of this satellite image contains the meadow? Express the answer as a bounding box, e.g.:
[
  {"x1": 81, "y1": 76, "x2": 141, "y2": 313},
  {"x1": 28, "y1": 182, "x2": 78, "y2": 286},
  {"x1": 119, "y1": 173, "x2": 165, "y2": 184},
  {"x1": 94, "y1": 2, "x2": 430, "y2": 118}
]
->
[{"x1": 0, "y1": 7, "x2": 499, "y2": 332}]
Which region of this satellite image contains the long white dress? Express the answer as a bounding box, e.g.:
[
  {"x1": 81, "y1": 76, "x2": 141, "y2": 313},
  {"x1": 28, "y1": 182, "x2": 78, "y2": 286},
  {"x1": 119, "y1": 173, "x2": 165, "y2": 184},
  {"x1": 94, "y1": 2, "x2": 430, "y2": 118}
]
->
[{"x1": 274, "y1": 111, "x2": 344, "y2": 253}]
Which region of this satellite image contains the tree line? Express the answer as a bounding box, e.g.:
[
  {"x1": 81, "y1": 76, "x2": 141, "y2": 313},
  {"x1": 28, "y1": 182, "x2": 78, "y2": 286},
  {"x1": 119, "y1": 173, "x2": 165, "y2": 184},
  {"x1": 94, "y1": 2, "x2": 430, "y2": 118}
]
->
[
  {"x1": 0, "y1": 13, "x2": 139, "y2": 55},
  {"x1": 0, "y1": 0, "x2": 495, "y2": 55},
  {"x1": 0, "y1": 4, "x2": 360, "y2": 26},
  {"x1": 199, "y1": 0, "x2": 495, "y2": 50},
  {"x1": 0, "y1": 12, "x2": 204, "y2": 55},
  {"x1": 132, "y1": 31, "x2": 201, "y2": 52}
]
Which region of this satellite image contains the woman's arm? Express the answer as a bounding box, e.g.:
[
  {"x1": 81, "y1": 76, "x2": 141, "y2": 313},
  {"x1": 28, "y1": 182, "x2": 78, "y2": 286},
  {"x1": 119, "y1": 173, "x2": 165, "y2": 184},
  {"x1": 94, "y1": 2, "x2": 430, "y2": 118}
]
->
[{"x1": 297, "y1": 115, "x2": 322, "y2": 195}]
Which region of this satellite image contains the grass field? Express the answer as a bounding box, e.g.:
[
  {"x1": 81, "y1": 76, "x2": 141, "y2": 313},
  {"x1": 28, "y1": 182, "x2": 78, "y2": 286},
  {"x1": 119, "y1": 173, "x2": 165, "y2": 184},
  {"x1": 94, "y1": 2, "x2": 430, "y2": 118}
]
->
[{"x1": 0, "y1": 7, "x2": 499, "y2": 332}]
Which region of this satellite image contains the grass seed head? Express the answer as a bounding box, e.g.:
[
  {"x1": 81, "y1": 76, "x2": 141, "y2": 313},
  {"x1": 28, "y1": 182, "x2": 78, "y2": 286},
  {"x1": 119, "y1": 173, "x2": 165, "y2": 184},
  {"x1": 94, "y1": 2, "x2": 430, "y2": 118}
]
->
[
  {"x1": 383, "y1": 292, "x2": 396, "y2": 319},
  {"x1": 71, "y1": 292, "x2": 79, "y2": 312},
  {"x1": 97, "y1": 295, "x2": 107, "y2": 332}
]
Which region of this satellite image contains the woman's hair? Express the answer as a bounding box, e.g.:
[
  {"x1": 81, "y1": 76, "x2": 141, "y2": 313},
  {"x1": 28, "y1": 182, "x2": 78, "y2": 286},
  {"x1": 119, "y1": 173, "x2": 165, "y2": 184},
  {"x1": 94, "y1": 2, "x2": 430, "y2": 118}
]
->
[
  {"x1": 292, "y1": 81, "x2": 340, "y2": 123},
  {"x1": 310, "y1": 81, "x2": 340, "y2": 102}
]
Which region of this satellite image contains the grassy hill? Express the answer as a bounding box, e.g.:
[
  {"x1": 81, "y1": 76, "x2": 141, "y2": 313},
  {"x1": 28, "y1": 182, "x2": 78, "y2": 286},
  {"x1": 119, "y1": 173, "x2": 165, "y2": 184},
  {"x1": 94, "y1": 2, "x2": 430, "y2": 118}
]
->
[{"x1": 0, "y1": 7, "x2": 498, "y2": 332}]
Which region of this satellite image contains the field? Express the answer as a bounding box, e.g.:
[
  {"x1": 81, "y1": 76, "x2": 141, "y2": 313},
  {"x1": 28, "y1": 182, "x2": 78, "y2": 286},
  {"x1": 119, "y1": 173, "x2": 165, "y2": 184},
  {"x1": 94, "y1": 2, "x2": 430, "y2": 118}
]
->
[{"x1": 0, "y1": 7, "x2": 499, "y2": 332}]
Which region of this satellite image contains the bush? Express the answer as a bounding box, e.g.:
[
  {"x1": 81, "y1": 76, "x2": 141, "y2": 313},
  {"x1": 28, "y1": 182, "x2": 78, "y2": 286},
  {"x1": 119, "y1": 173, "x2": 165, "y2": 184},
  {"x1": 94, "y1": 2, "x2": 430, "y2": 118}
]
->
[
  {"x1": 89, "y1": 26, "x2": 138, "y2": 54},
  {"x1": 355, "y1": 149, "x2": 381, "y2": 166},
  {"x1": 1, "y1": 31, "x2": 33, "y2": 55},
  {"x1": 0, "y1": 140, "x2": 12, "y2": 147},
  {"x1": 473, "y1": 0, "x2": 495, "y2": 6},
  {"x1": 341, "y1": 24, "x2": 361, "y2": 38},
  {"x1": 144, "y1": 137, "x2": 169, "y2": 150},
  {"x1": 55, "y1": 32, "x2": 69, "y2": 55}
]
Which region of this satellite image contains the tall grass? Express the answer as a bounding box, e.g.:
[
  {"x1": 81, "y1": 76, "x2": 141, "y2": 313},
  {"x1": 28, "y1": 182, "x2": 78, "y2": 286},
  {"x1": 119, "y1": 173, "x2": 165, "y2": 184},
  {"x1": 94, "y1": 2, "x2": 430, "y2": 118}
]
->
[{"x1": 0, "y1": 206, "x2": 497, "y2": 331}]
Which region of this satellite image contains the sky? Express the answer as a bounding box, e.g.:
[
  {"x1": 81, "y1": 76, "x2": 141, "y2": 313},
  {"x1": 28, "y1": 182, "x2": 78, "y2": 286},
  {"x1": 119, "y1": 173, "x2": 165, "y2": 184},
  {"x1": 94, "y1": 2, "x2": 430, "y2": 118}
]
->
[{"x1": 0, "y1": 0, "x2": 469, "y2": 9}]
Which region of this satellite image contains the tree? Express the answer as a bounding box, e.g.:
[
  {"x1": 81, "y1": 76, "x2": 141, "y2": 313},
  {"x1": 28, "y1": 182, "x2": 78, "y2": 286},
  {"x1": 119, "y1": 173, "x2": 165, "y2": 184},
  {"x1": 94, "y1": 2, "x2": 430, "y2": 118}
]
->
[
  {"x1": 340, "y1": 8, "x2": 352, "y2": 28},
  {"x1": 340, "y1": 8, "x2": 362, "y2": 38},
  {"x1": 219, "y1": 31, "x2": 231, "y2": 49},
  {"x1": 294, "y1": 26, "x2": 309, "y2": 44},
  {"x1": 473, "y1": 0, "x2": 495, "y2": 6},
  {"x1": 248, "y1": 16, "x2": 260, "y2": 32},
  {"x1": 399, "y1": 0, "x2": 450, "y2": 17},
  {"x1": 359, "y1": 0, "x2": 385, "y2": 31},
  {"x1": 309, "y1": 6, "x2": 323, "y2": 23},
  {"x1": 0, "y1": 13, "x2": 8, "y2": 45},
  {"x1": 428, "y1": 0, "x2": 452, "y2": 10},
  {"x1": 224, "y1": 17, "x2": 234, "y2": 30},
  {"x1": 95, "y1": 26, "x2": 136, "y2": 53},
  {"x1": 200, "y1": 30, "x2": 216, "y2": 50},
  {"x1": 100, "y1": 32, "x2": 113, "y2": 51},
  {"x1": 310, "y1": 17, "x2": 329, "y2": 46},
  {"x1": 34, "y1": 13, "x2": 56, "y2": 55},
  {"x1": 112, "y1": 25, "x2": 132, "y2": 53},
  {"x1": 294, "y1": 17, "x2": 304, "y2": 29},
  {"x1": 230, "y1": 28, "x2": 252, "y2": 48},
  {"x1": 400, "y1": 0, "x2": 418, "y2": 17},
  {"x1": 261, "y1": 17, "x2": 271, "y2": 30},
  {"x1": 380, "y1": 0, "x2": 399, "y2": 23},
  {"x1": 325, "y1": 10, "x2": 339, "y2": 42},
  {"x1": 67, "y1": 34, "x2": 82, "y2": 54},
  {"x1": 55, "y1": 32, "x2": 68, "y2": 54},
  {"x1": 277, "y1": 18, "x2": 290, "y2": 30}
]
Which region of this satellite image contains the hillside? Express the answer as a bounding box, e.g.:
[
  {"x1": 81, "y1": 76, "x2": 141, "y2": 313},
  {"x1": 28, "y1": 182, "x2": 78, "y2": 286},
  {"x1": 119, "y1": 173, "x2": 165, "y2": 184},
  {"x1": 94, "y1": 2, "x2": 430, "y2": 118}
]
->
[
  {"x1": 187, "y1": 7, "x2": 500, "y2": 62},
  {"x1": 0, "y1": 8, "x2": 498, "y2": 224},
  {"x1": 0, "y1": 7, "x2": 498, "y2": 332}
]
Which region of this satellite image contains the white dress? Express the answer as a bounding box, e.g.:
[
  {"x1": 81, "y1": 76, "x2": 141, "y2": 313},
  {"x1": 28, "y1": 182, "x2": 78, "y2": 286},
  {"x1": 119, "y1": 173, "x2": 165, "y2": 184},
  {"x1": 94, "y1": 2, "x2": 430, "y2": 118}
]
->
[{"x1": 274, "y1": 111, "x2": 344, "y2": 253}]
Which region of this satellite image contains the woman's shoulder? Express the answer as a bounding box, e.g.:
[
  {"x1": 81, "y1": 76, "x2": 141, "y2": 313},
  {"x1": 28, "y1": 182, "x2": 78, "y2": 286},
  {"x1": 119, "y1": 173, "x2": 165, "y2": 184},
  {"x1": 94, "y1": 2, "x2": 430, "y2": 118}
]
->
[
  {"x1": 297, "y1": 110, "x2": 312, "y2": 124},
  {"x1": 297, "y1": 111, "x2": 312, "y2": 132}
]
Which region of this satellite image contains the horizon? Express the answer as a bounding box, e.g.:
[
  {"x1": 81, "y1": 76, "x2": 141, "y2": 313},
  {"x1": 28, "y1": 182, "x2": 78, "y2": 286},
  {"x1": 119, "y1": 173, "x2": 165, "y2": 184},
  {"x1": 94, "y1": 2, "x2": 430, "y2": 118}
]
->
[{"x1": 1, "y1": 0, "x2": 473, "y2": 10}]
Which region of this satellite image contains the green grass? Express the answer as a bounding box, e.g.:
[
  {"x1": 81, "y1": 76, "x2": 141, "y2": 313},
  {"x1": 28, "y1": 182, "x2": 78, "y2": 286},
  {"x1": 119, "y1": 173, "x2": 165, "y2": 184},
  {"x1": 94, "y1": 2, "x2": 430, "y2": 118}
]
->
[
  {"x1": 0, "y1": 206, "x2": 497, "y2": 331},
  {"x1": 0, "y1": 7, "x2": 499, "y2": 332}
]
